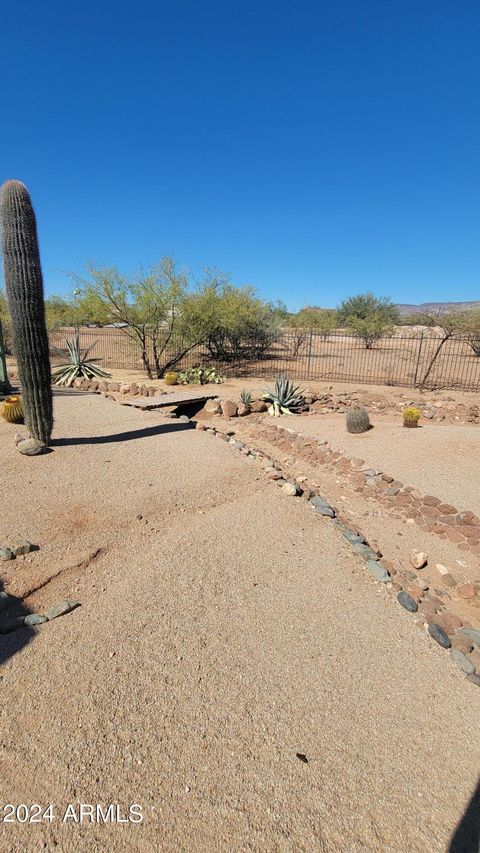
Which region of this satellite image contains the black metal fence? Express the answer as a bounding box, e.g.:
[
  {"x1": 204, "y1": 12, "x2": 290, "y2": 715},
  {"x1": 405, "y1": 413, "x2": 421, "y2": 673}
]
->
[{"x1": 47, "y1": 327, "x2": 480, "y2": 392}]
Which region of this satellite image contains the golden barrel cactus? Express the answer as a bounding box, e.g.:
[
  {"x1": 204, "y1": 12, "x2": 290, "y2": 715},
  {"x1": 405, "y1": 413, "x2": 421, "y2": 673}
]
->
[
  {"x1": 2, "y1": 395, "x2": 24, "y2": 424},
  {"x1": 164, "y1": 371, "x2": 179, "y2": 386}
]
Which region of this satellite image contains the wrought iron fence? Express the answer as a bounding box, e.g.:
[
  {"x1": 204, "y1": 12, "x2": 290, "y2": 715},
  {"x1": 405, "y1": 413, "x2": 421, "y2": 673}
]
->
[{"x1": 46, "y1": 326, "x2": 480, "y2": 392}]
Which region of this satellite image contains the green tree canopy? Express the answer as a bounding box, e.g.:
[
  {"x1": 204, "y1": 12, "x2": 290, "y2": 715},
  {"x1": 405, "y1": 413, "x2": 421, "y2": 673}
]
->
[{"x1": 337, "y1": 292, "x2": 400, "y2": 348}]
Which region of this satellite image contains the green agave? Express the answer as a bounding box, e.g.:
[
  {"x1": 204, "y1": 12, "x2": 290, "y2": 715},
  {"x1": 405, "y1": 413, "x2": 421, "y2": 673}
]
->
[
  {"x1": 240, "y1": 388, "x2": 253, "y2": 405},
  {"x1": 261, "y1": 375, "x2": 305, "y2": 417},
  {"x1": 52, "y1": 334, "x2": 111, "y2": 387}
]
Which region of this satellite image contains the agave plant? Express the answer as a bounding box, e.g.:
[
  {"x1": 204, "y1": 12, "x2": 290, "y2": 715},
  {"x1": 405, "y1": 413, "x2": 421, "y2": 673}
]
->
[
  {"x1": 240, "y1": 388, "x2": 253, "y2": 405},
  {"x1": 261, "y1": 375, "x2": 305, "y2": 417},
  {"x1": 52, "y1": 335, "x2": 111, "y2": 387}
]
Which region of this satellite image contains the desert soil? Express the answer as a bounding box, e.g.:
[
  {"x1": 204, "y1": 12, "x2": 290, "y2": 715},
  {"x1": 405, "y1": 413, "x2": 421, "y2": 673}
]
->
[
  {"x1": 282, "y1": 412, "x2": 480, "y2": 516},
  {"x1": 0, "y1": 393, "x2": 479, "y2": 852}
]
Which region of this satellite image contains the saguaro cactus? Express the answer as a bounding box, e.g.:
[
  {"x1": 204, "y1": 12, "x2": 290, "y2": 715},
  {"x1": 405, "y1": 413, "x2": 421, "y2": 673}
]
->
[
  {"x1": 0, "y1": 181, "x2": 53, "y2": 447},
  {"x1": 0, "y1": 320, "x2": 9, "y2": 394}
]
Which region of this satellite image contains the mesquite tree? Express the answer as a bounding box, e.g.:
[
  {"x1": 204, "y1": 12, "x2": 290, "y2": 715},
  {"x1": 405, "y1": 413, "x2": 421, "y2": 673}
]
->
[{"x1": 0, "y1": 181, "x2": 53, "y2": 445}]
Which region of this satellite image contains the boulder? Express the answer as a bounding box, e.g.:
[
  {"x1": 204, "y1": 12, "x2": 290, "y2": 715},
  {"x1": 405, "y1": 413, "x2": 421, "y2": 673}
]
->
[{"x1": 221, "y1": 400, "x2": 238, "y2": 418}]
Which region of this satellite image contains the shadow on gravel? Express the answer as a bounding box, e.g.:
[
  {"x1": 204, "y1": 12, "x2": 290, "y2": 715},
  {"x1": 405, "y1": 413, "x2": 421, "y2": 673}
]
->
[
  {"x1": 0, "y1": 579, "x2": 35, "y2": 666},
  {"x1": 50, "y1": 421, "x2": 194, "y2": 446},
  {"x1": 449, "y1": 778, "x2": 480, "y2": 853}
]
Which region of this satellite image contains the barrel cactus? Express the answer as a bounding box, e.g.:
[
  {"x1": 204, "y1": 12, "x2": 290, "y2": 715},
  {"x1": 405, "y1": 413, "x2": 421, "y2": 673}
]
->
[
  {"x1": 164, "y1": 371, "x2": 179, "y2": 386},
  {"x1": 403, "y1": 406, "x2": 421, "y2": 427},
  {"x1": 346, "y1": 407, "x2": 371, "y2": 434},
  {"x1": 0, "y1": 181, "x2": 53, "y2": 450},
  {"x1": 1, "y1": 395, "x2": 24, "y2": 424}
]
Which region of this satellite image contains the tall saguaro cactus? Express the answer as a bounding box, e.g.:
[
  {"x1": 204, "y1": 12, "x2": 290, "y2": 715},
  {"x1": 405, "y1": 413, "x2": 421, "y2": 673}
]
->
[
  {"x1": 0, "y1": 319, "x2": 9, "y2": 394},
  {"x1": 0, "y1": 181, "x2": 53, "y2": 447}
]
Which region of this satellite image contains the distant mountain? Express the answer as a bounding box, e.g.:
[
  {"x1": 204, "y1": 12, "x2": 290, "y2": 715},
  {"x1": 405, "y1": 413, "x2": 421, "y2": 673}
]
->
[{"x1": 396, "y1": 300, "x2": 480, "y2": 316}]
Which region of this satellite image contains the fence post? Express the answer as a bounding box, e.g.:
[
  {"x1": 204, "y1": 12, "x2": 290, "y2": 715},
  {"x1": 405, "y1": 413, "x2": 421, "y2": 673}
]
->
[
  {"x1": 305, "y1": 330, "x2": 313, "y2": 380},
  {"x1": 413, "y1": 332, "x2": 424, "y2": 388}
]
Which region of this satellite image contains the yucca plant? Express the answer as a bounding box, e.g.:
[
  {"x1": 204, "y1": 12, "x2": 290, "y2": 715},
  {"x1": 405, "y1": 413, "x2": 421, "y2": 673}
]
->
[
  {"x1": 1, "y1": 394, "x2": 24, "y2": 424},
  {"x1": 52, "y1": 335, "x2": 111, "y2": 387},
  {"x1": 261, "y1": 375, "x2": 305, "y2": 417},
  {"x1": 403, "y1": 406, "x2": 421, "y2": 428},
  {"x1": 240, "y1": 389, "x2": 253, "y2": 405}
]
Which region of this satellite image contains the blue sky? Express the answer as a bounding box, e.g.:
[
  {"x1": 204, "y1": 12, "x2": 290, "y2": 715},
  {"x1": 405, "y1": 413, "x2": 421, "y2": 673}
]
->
[{"x1": 1, "y1": 1, "x2": 479, "y2": 310}]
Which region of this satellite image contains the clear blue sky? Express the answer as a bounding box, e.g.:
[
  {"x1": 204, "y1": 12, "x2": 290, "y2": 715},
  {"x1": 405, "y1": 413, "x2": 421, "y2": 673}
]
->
[{"x1": 1, "y1": 0, "x2": 479, "y2": 310}]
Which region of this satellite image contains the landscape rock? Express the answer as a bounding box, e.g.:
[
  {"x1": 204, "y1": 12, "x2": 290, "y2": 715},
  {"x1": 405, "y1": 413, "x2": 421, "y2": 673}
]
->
[
  {"x1": 17, "y1": 438, "x2": 48, "y2": 456},
  {"x1": 428, "y1": 623, "x2": 452, "y2": 649},
  {"x1": 12, "y1": 540, "x2": 34, "y2": 556},
  {"x1": 456, "y1": 583, "x2": 477, "y2": 600},
  {"x1": 45, "y1": 600, "x2": 81, "y2": 621},
  {"x1": 266, "y1": 469, "x2": 283, "y2": 480},
  {"x1": 250, "y1": 400, "x2": 268, "y2": 412},
  {"x1": 352, "y1": 543, "x2": 380, "y2": 561},
  {"x1": 397, "y1": 591, "x2": 418, "y2": 612},
  {"x1": 0, "y1": 591, "x2": 9, "y2": 611},
  {"x1": 0, "y1": 548, "x2": 15, "y2": 561},
  {"x1": 457, "y1": 628, "x2": 480, "y2": 645},
  {"x1": 221, "y1": 400, "x2": 238, "y2": 418},
  {"x1": 410, "y1": 551, "x2": 428, "y2": 569},
  {"x1": 24, "y1": 613, "x2": 48, "y2": 626},
  {"x1": 450, "y1": 648, "x2": 475, "y2": 674},
  {"x1": 237, "y1": 403, "x2": 250, "y2": 417},
  {"x1": 282, "y1": 482, "x2": 300, "y2": 496},
  {"x1": 339, "y1": 529, "x2": 366, "y2": 546},
  {"x1": 466, "y1": 674, "x2": 480, "y2": 687},
  {"x1": 309, "y1": 495, "x2": 335, "y2": 517},
  {"x1": 451, "y1": 635, "x2": 474, "y2": 655},
  {"x1": 365, "y1": 560, "x2": 390, "y2": 583}
]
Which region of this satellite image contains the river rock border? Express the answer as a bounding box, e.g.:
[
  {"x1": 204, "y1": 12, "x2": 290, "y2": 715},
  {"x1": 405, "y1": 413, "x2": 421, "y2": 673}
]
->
[
  {"x1": 235, "y1": 419, "x2": 480, "y2": 560},
  {"x1": 195, "y1": 419, "x2": 480, "y2": 689}
]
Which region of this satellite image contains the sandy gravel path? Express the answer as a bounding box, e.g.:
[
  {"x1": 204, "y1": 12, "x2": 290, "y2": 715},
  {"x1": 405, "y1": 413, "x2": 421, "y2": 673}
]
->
[
  {"x1": 286, "y1": 413, "x2": 480, "y2": 516},
  {"x1": 0, "y1": 395, "x2": 479, "y2": 852}
]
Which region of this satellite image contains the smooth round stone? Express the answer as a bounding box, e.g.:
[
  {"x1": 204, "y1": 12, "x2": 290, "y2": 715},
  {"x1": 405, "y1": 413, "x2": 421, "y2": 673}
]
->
[
  {"x1": 0, "y1": 548, "x2": 15, "y2": 561},
  {"x1": 24, "y1": 613, "x2": 48, "y2": 627},
  {"x1": 282, "y1": 482, "x2": 299, "y2": 496},
  {"x1": 428, "y1": 623, "x2": 452, "y2": 649},
  {"x1": 397, "y1": 591, "x2": 418, "y2": 613},
  {"x1": 467, "y1": 674, "x2": 480, "y2": 688},
  {"x1": 450, "y1": 648, "x2": 475, "y2": 674}
]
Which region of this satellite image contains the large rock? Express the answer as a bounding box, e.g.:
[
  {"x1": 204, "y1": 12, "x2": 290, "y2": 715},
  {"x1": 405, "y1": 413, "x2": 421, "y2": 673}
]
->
[
  {"x1": 250, "y1": 400, "x2": 268, "y2": 413},
  {"x1": 205, "y1": 398, "x2": 222, "y2": 415},
  {"x1": 221, "y1": 400, "x2": 238, "y2": 418},
  {"x1": 237, "y1": 403, "x2": 250, "y2": 417},
  {"x1": 17, "y1": 438, "x2": 48, "y2": 456}
]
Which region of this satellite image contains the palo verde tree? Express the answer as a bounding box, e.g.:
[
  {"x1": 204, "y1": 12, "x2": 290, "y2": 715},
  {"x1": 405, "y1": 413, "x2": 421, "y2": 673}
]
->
[
  {"x1": 337, "y1": 292, "x2": 400, "y2": 348},
  {"x1": 70, "y1": 258, "x2": 221, "y2": 378},
  {"x1": 414, "y1": 310, "x2": 470, "y2": 389},
  {"x1": 288, "y1": 307, "x2": 338, "y2": 355}
]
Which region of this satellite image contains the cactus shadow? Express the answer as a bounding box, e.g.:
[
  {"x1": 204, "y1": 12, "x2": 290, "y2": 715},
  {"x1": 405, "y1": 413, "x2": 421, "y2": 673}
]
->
[
  {"x1": 50, "y1": 421, "x2": 194, "y2": 446},
  {"x1": 449, "y1": 777, "x2": 480, "y2": 853},
  {"x1": 0, "y1": 578, "x2": 36, "y2": 666}
]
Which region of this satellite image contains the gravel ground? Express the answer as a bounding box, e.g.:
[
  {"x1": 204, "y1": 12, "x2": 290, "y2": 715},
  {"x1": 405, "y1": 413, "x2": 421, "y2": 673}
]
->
[
  {"x1": 0, "y1": 395, "x2": 479, "y2": 852},
  {"x1": 286, "y1": 413, "x2": 480, "y2": 516}
]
